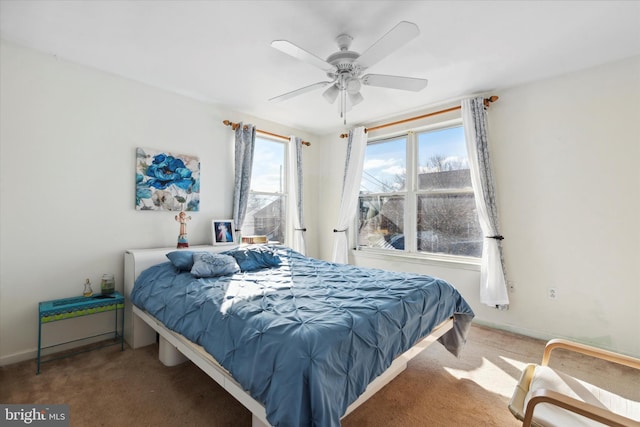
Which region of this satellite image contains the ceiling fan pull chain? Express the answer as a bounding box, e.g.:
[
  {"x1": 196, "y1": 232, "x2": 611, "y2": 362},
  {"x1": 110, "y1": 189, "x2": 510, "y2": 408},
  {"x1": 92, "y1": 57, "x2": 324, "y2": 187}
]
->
[{"x1": 342, "y1": 88, "x2": 347, "y2": 125}]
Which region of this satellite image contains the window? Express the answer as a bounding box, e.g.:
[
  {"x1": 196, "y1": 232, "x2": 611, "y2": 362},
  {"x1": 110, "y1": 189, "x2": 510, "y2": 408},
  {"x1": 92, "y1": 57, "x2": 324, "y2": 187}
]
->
[
  {"x1": 357, "y1": 123, "x2": 482, "y2": 258},
  {"x1": 244, "y1": 136, "x2": 287, "y2": 243}
]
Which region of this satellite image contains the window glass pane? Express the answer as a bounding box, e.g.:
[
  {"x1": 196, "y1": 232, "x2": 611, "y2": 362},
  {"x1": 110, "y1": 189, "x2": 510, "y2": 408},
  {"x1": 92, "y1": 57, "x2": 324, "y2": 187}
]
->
[
  {"x1": 360, "y1": 137, "x2": 406, "y2": 194},
  {"x1": 418, "y1": 126, "x2": 471, "y2": 190},
  {"x1": 417, "y1": 193, "x2": 482, "y2": 257},
  {"x1": 246, "y1": 137, "x2": 286, "y2": 244},
  {"x1": 251, "y1": 138, "x2": 285, "y2": 193},
  {"x1": 358, "y1": 195, "x2": 405, "y2": 250},
  {"x1": 416, "y1": 125, "x2": 482, "y2": 257},
  {"x1": 244, "y1": 194, "x2": 285, "y2": 244}
]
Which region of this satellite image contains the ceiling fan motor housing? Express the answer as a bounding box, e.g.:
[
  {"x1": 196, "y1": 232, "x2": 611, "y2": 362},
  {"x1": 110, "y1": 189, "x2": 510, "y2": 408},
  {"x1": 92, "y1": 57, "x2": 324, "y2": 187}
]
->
[{"x1": 326, "y1": 50, "x2": 362, "y2": 82}]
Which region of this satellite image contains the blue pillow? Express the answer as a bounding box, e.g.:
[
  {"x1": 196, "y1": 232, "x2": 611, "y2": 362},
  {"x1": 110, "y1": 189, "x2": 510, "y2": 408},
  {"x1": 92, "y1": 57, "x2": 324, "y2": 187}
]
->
[
  {"x1": 166, "y1": 251, "x2": 200, "y2": 271},
  {"x1": 224, "y1": 246, "x2": 281, "y2": 272},
  {"x1": 190, "y1": 253, "x2": 240, "y2": 278}
]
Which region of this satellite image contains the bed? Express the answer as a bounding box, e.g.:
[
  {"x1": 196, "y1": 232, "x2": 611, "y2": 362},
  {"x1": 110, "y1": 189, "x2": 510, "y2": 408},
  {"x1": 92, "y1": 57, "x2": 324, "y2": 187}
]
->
[{"x1": 124, "y1": 245, "x2": 474, "y2": 427}]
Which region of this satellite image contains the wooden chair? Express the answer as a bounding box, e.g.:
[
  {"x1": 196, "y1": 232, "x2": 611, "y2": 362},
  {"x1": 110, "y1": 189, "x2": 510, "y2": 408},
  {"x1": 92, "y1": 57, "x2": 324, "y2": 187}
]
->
[{"x1": 509, "y1": 338, "x2": 640, "y2": 427}]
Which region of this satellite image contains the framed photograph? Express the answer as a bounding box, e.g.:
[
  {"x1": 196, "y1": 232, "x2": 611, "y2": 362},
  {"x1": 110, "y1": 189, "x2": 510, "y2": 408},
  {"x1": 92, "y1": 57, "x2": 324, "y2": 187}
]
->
[{"x1": 212, "y1": 220, "x2": 235, "y2": 245}]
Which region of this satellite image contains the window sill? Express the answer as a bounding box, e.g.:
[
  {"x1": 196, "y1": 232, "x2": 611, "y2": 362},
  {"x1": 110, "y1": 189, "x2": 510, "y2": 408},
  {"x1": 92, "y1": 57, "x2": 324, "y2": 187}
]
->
[{"x1": 351, "y1": 248, "x2": 481, "y2": 271}]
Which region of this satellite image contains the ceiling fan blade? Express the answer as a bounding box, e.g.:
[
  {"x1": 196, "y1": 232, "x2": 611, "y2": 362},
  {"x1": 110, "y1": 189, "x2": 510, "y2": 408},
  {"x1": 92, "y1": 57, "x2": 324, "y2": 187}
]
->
[
  {"x1": 269, "y1": 81, "x2": 332, "y2": 103},
  {"x1": 271, "y1": 40, "x2": 336, "y2": 73},
  {"x1": 356, "y1": 21, "x2": 420, "y2": 69},
  {"x1": 361, "y1": 74, "x2": 428, "y2": 91}
]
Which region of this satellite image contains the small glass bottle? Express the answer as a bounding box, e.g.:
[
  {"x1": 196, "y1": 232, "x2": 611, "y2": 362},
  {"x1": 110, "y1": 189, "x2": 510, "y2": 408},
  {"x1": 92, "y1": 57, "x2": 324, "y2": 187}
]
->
[
  {"x1": 100, "y1": 274, "x2": 115, "y2": 295},
  {"x1": 83, "y1": 278, "x2": 93, "y2": 297}
]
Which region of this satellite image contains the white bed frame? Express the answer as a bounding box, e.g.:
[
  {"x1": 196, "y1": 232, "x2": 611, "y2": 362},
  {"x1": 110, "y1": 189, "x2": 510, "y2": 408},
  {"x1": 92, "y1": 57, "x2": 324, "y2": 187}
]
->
[{"x1": 124, "y1": 246, "x2": 454, "y2": 427}]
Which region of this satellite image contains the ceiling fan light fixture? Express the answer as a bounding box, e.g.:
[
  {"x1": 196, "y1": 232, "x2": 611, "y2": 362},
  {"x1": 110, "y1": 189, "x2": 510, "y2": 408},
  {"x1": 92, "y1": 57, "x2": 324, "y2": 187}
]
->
[
  {"x1": 322, "y1": 84, "x2": 340, "y2": 104},
  {"x1": 348, "y1": 91, "x2": 364, "y2": 106},
  {"x1": 346, "y1": 78, "x2": 361, "y2": 94}
]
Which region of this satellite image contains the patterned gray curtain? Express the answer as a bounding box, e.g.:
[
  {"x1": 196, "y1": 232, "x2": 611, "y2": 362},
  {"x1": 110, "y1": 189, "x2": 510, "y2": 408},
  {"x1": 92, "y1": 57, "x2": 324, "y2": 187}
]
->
[
  {"x1": 288, "y1": 136, "x2": 306, "y2": 254},
  {"x1": 232, "y1": 123, "x2": 256, "y2": 243},
  {"x1": 462, "y1": 97, "x2": 509, "y2": 308}
]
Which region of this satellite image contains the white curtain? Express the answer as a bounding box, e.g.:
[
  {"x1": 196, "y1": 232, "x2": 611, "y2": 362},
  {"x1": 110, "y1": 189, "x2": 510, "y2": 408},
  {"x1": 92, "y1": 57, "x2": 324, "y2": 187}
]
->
[
  {"x1": 462, "y1": 97, "x2": 509, "y2": 308},
  {"x1": 232, "y1": 123, "x2": 256, "y2": 243},
  {"x1": 332, "y1": 126, "x2": 367, "y2": 263},
  {"x1": 287, "y1": 136, "x2": 306, "y2": 255}
]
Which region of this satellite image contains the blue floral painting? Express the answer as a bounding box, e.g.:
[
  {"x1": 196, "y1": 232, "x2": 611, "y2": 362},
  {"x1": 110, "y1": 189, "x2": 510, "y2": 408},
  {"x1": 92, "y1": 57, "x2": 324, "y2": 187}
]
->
[{"x1": 136, "y1": 147, "x2": 200, "y2": 211}]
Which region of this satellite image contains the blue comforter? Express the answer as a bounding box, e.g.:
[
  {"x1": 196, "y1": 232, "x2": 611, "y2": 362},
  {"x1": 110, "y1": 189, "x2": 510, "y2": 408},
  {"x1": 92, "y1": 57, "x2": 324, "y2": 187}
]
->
[{"x1": 131, "y1": 246, "x2": 474, "y2": 427}]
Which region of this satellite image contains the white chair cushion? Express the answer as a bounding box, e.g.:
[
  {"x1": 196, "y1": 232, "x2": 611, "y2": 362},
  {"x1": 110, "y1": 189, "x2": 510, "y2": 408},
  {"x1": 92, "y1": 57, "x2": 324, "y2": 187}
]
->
[{"x1": 524, "y1": 365, "x2": 640, "y2": 427}]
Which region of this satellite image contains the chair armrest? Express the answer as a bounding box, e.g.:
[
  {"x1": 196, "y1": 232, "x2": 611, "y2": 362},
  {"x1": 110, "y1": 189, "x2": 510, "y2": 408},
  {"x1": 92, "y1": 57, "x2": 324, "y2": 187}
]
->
[
  {"x1": 523, "y1": 388, "x2": 640, "y2": 427},
  {"x1": 542, "y1": 339, "x2": 640, "y2": 370},
  {"x1": 508, "y1": 364, "x2": 537, "y2": 422}
]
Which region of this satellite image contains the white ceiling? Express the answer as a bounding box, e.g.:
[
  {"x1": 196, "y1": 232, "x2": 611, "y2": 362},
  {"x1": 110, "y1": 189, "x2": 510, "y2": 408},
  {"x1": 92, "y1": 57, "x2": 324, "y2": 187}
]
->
[{"x1": 1, "y1": 1, "x2": 639, "y2": 135}]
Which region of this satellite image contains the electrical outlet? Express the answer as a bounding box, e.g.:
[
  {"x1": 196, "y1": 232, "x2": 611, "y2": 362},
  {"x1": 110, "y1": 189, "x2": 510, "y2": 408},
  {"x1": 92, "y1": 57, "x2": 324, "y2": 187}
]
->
[{"x1": 548, "y1": 287, "x2": 557, "y2": 300}]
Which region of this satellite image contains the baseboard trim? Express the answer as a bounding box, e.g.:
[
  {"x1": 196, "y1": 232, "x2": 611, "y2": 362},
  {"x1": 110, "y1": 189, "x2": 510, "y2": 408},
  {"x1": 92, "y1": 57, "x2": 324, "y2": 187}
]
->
[
  {"x1": 471, "y1": 319, "x2": 638, "y2": 358},
  {"x1": 1, "y1": 335, "x2": 120, "y2": 367},
  {"x1": 0, "y1": 349, "x2": 36, "y2": 367}
]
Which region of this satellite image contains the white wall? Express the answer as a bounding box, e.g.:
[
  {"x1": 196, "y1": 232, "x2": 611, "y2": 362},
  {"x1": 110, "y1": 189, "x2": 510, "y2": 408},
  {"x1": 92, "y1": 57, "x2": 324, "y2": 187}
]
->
[
  {"x1": 313, "y1": 56, "x2": 640, "y2": 357},
  {"x1": 488, "y1": 55, "x2": 639, "y2": 356},
  {"x1": 0, "y1": 40, "x2": 317, "y2": 364}
]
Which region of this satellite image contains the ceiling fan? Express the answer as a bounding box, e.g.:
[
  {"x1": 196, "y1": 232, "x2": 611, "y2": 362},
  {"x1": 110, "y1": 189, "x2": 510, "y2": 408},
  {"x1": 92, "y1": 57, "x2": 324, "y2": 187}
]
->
[{"x1": 269, "y1": 21, "x2": 429, "y2": 124}]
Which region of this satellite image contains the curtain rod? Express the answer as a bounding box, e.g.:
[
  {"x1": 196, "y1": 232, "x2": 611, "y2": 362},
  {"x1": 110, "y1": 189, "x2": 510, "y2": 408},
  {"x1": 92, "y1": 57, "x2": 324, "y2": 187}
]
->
[
  {"x1": 223, "y1": 120, "x2": 311, "y2": 146},
  {"x1": 339, "y1": 96, "x2": 499, "y2": 138}
]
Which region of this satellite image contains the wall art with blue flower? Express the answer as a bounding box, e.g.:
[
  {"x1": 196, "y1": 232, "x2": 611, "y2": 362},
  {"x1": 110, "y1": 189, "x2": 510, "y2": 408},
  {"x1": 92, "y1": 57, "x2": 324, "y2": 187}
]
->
[{"x1": 136, "y1": 147, "x2": 200, "y2": 211}]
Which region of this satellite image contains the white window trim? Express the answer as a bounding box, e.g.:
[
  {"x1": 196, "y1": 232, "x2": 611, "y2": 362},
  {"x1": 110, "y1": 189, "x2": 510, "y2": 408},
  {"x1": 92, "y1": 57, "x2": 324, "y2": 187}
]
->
[{"x1": 352, "y1": 247, "x2": 481, "y2": 271}]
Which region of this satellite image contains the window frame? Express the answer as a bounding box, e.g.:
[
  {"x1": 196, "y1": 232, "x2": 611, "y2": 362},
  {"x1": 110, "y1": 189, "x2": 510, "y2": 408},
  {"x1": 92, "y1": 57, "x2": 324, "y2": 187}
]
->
[
  {"x1": 355, "y1": 118, "x2": 482, "y2": 266},
  {"x1": 246, "y1": 135, "x2": 289, "y2": 244}
]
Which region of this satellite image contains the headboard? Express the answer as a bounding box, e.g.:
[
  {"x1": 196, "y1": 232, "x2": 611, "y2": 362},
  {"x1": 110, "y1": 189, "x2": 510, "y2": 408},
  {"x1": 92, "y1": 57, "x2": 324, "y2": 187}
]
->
[{"x1": 123, "y1": 245, "x2": 234, "y2": 348}]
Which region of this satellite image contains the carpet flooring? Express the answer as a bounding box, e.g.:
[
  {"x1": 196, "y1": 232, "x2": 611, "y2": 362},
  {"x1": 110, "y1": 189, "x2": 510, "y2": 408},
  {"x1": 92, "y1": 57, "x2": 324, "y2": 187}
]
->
[{"x1": 1, "y1": 324, "x2": 638, "y2": 426}]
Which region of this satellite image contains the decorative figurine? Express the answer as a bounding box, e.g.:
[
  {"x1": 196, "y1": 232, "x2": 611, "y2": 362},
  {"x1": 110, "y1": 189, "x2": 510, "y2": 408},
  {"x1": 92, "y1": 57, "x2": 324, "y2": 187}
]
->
[
  {"x1": 175, "y1": 211, "x2": 192, "y2": 248},
  {"x1": 83, "y1": 278, "x2": 93, "y2": 297}
]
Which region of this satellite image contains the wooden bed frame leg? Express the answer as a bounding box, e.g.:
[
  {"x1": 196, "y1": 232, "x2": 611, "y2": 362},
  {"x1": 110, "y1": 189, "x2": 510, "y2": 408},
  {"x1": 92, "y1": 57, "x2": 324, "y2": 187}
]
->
[
  {"x1": 125, "y1": 307, "x2": 157, "y2": 349},
  {"x1": 158, "y1": 335, "x2": 188, "y2": 366},
  {"x1": 252, "y1": 414, "x2": 271, "y2": 427}
]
